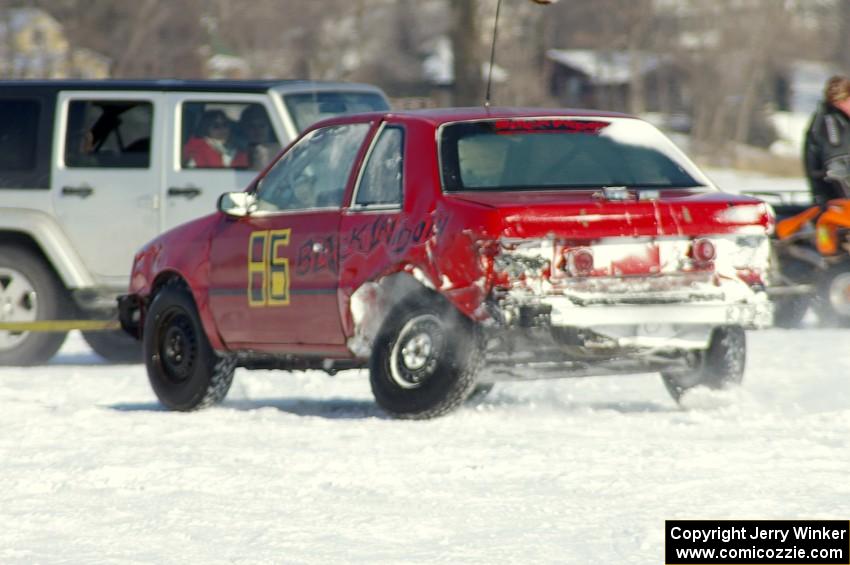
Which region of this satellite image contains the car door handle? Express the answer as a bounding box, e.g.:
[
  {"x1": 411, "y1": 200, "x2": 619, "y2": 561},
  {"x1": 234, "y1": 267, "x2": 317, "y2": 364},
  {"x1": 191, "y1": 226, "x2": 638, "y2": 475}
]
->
[
  {"x1": 62, "y1": 185, "x2": 94, "y2": 198},
  {"x1": 167, "y1": 186, "x2": 202, "y2": 199}
]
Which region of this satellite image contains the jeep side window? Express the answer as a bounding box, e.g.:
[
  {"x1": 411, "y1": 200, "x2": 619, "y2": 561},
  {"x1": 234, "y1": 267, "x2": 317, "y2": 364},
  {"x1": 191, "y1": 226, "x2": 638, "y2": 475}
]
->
[
  {"x1": 255, "y1": 123, "x2": 370, "y2": 211},
  {"x1": 180, "y1": 102, "x2": 280, "y2": 170},
  {"x1": 64, "y1": 100, "x2": 153, "y2": 168},
  {"x1": 0, "y1": 99, "x2": 40, "y2": 177},
  {"x1": 355, "y1": 126, "x2": 403, "y2": 207}
]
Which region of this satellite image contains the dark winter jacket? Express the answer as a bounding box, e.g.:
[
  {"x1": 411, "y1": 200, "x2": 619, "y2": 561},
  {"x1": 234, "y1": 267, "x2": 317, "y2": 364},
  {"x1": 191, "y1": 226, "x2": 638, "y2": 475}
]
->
[{"x1": 803, "y1": 102, "x2": 850, "y2": 206}]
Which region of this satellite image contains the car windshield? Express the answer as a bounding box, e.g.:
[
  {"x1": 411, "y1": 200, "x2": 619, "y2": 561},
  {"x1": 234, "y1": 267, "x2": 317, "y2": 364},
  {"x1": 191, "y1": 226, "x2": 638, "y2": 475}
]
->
[
  {"x1": 440, "y1": 117, "x2": 709, "y2": 191},
  {"x1": 283, "y1": 91, "x2": 389, "y2": 132}
]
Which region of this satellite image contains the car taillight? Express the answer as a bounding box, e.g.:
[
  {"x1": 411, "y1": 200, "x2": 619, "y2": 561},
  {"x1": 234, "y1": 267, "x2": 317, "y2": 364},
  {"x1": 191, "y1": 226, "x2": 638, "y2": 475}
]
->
[
  {"x1": 566, "y1": 248, "x2": 594, "y2": 276},
  {"x1": 692, "y1": 238, "x2": 716, "y2": 264}
]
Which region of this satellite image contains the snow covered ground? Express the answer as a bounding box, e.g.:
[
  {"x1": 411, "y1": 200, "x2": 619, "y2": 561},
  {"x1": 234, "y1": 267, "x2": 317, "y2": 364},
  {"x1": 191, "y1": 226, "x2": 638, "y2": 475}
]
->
[
  {"x1": 2, "y1": 170, "x2": 847, "y2": 564},
  {"x1": 2, "y1": 326, "x2": 848, "y2": 564}
]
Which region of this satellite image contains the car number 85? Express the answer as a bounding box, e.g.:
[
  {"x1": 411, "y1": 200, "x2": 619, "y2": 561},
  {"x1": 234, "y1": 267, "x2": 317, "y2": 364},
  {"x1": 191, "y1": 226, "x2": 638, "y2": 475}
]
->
[{"x1": 248, "y1": 229, "x2": 291, "y2": 307}]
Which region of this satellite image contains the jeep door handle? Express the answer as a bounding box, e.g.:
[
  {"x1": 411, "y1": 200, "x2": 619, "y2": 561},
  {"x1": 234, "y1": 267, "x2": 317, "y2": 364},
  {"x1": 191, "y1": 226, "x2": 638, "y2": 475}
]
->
[
  {"x1": 62, "y1": 185, "x2": 94, "y2": 198},
  {"x1": 167, "y1": 186, "x2": 202, "y2": 199}
]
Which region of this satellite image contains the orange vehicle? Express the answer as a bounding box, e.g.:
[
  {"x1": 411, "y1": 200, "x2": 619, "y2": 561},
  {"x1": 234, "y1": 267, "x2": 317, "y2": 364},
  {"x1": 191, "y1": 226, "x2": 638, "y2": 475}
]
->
[{"x1": 767, "y1": 196, "x2": 850, "y2": 327}]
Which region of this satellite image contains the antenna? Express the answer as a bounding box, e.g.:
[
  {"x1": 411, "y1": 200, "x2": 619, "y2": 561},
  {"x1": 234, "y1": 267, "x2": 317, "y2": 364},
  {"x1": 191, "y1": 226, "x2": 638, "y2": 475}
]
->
[
  {"x1": 484, "y1": 0, "x2": 503, "y2": 109},
  {"x1": 484, "y1": 0, "x2": 558, "y2": 108}
]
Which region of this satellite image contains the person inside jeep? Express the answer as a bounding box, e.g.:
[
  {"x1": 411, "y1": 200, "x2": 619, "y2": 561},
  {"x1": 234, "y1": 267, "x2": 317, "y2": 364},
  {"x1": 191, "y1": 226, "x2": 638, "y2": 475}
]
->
[
  {"x1": 238, "y1": 105, "x2": 281, "y2": 170},
  {"x1": 183, "y1": 110, "x2": 249, "y2": 169},
  {"x1": 804, "y1": 75, "x2": 850, "y2": 206}
]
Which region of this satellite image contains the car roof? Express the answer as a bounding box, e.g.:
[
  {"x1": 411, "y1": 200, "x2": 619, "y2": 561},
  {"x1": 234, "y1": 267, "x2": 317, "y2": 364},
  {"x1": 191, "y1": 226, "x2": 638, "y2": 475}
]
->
[
  {"x1": 307, "y1": 106, "x2": 637, "y2": 131},
  {"x1": 0, "y1": 79, "x2": 386, "y2": 96},
  {"x1": 394, "y1": 107, "x2": 635, "y2": 123}
]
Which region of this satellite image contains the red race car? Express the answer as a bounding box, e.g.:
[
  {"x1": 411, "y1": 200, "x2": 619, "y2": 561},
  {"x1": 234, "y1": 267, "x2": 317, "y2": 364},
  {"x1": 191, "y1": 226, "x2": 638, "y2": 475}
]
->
[{"x1": 119, "y1": 108, "x2": 773, "y2": 418}]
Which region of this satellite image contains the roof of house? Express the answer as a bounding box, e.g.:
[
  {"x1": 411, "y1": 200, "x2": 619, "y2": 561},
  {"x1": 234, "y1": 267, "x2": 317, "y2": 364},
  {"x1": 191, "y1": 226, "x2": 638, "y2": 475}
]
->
[{"x1": 546, "y1": 49, "x2": 662, "y2": 85}]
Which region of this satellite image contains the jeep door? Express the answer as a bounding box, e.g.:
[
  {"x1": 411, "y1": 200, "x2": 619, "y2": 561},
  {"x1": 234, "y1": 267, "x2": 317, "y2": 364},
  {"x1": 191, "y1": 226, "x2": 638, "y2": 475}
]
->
[
  {"x1": 51, "y1": 91, "x2": 163, "y2": 282},
  {"x1": 208, "y1": 121, "x2": 373, "y2": 349},
  {"x1": 163, "y1": 93, "x2": 286, "y2": 232}
]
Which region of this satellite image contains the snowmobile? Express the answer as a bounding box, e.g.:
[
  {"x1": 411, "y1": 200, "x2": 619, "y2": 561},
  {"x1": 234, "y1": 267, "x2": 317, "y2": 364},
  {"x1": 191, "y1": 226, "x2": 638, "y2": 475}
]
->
[{"x1": 761, "y1": 190, "x2": 850, "y2": 327}]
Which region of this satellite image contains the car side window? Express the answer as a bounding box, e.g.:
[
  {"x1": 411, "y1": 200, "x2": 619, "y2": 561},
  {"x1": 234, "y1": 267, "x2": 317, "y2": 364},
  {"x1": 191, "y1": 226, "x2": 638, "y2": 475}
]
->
[
  {"x1": 180, "y1": 102, "x2": 280, "y2": 171},
  {"x1": 355, "y1": 126, "x2": 403, "y2": 207},
  {"x1": 64, "y1": 100, "x2": 153, "y2": 168},
  {"x1": 255, "y1": 123, "x2": 370, "y2": 211}
]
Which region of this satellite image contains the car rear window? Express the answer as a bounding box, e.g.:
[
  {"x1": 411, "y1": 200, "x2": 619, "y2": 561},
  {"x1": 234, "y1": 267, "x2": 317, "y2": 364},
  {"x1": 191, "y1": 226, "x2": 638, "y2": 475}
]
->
[{"x1": 440, "y1": 118, "x2": 708, "y2": 191}]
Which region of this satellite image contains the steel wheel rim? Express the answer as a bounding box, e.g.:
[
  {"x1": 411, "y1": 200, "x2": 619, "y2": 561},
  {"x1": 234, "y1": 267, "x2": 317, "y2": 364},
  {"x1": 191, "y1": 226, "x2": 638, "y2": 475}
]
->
[
  {"x1": 828, "y1": 272, "x2": 850, "y2": 316},
  {"x1": 0, "y1": 267, "x2": 38, "y2": 351},
  {"x1": 389, "y1": 314, "x2": 443, "y2": 389},
  {"x1": 155, "y1": 308, "x2": 198, "y2": 384}
]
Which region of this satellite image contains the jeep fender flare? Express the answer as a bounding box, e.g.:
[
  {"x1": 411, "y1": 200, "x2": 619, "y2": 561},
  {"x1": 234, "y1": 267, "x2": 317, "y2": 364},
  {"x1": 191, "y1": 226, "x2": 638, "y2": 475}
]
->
[{"x1": 0, "y1": 209, "x2": 95, "y2": 289}]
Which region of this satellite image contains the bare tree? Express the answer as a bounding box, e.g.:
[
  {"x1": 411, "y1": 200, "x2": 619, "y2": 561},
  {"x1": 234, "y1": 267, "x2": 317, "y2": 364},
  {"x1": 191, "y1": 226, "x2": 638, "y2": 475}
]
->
[
  {"x1": 22, "y1": 0, "x2": 205, "y2": 77},
  {"x1": 624, "y1": 0, "x2": 655, "y2": 114},
  {"x1": 451, "y1": 0, "x2": 482, "y2": 106}
]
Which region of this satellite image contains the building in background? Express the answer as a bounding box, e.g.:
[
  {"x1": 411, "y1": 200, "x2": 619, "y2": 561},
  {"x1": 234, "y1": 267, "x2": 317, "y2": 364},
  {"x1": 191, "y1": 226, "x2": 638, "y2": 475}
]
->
[{"x1": 546, "y1": 49, "x2": 688, "y2": 120}]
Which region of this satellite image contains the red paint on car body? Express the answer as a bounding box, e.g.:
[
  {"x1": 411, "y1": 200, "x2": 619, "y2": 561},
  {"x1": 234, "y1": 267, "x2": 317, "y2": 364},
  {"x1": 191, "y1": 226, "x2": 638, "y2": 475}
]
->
[{"x1": 125, "y1": 108, "x2": 772, "y2": 359}]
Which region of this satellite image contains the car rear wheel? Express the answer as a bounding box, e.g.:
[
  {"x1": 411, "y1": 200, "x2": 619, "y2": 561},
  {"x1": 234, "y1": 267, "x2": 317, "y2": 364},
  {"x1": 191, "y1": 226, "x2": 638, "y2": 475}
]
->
[
  {"x1": 369, "y1": 296, "x2": 482, "y2": 419},
  {"x1": 661, "y1": 325, "x2": 746, "y2": 403},
  {"x1": 144, "y1": 280, "x2": 234, "y2": 410},
  {"x1": 0, "y1": 246, "x2": 68, "y2": 366},
  {"x1": 465, "y1": 383, "x2": 494, "y2": 405}
]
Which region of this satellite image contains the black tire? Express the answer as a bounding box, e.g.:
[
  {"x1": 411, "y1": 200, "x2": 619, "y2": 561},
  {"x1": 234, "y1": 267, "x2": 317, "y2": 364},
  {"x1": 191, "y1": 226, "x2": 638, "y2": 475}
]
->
[
  {"x1": 143, "y1": 280, "x2": 235, "y2": 410},
  {"x1": 813, "y1": 264, "x2": 850, "y2": 327},
  {"x1": 661, "y1": 326, "x2": 746, "y2": 403},
  {"x1": 771, "y1": 295, "x2": 811, "y2": 328},
  {"x1": 83, "y1": 329, "x2": 143, "y2": 363},
  {"x1": 465, "y1": 383, "x2": 494, "y2": 405},
  {"x1": 369, "y1": 295, "x2": 482, "y2": 419},
  {"x1": 0, "y1": 245, "x2": 69, "y2": 365}
]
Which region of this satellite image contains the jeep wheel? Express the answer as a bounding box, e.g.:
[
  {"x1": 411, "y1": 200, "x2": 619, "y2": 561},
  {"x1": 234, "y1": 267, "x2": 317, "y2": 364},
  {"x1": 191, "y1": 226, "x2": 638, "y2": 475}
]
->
[
  {"x1": 814, "y1": 265, "x2": 850, "y2": 327},
  {"x1": 661, "y1": 325, "x2": 746, "y2": 403},
  {"x1": 0, "y1": 246, "x2": 68, "y2": 365},
  {"x1": 83, "y1": 330, "x2": 142, "y2": 363},
  {"x1": 369, "y1": 296, "x2": 482, "y2": 419},
  {"x1": 144, "y1": 281, "x2": 234, "y2": 410}
]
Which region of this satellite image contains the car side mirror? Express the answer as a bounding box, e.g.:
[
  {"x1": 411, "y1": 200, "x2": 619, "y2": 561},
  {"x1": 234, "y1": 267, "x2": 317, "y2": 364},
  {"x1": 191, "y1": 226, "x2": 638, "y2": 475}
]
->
[{"x1": 217, "y1": 191, "x2": 256, "y2": 217}]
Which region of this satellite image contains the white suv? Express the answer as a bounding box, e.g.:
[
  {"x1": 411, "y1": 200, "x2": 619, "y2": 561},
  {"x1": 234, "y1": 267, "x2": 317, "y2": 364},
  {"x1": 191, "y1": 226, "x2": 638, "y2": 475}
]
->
[{"x1": 0, "y1": 79, "x2": 389, "y2": 364}]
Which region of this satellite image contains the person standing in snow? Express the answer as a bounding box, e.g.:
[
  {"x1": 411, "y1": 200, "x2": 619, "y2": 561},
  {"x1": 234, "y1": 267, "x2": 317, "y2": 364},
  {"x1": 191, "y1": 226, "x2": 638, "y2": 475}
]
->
[{"x1": 804, "y1": 75, "x2": 850, "y2": 206}]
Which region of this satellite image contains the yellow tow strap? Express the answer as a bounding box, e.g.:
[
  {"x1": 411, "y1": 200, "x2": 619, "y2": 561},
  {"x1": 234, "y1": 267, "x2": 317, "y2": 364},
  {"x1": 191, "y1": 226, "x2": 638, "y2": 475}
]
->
[{"x1": 0, "y1": 320, "x2": 121, "y2": 332}]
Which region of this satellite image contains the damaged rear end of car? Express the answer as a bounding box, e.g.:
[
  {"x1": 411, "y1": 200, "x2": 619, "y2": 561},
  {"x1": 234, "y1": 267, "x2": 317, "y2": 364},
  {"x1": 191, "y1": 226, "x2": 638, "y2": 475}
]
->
[{"x1": 435, "y1": 115, "x2": 773, "y2": 399}]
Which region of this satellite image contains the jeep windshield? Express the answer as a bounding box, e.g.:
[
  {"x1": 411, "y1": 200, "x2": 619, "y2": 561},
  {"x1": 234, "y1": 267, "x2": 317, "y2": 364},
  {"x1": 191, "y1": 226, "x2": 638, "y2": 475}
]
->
[
  {"x1": 283, "y1": 91, "x2": 389, "y2": 131},
  {"x1": 440, "y1": 117, "x2": 709, "y2": 191}
]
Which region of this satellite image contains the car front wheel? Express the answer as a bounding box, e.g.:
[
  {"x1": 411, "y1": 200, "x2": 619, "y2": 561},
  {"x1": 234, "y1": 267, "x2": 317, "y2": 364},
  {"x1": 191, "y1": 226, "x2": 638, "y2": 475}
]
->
[
  {"x1": 661, "y1": 325, "x2": 746, "y2": 403},
  {"x1": 143, "y1": 281, "x2": 235, "y2": 410},
  {"x1": 369, "y1": 296, "x2": 482, "y2": 419}
]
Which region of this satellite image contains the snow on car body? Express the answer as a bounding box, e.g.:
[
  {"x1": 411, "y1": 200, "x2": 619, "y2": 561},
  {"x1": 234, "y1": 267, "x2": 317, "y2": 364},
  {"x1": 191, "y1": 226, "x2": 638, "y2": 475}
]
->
[{"x1": 119, "y1": 108, "x2": 773, "y2": 418}]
